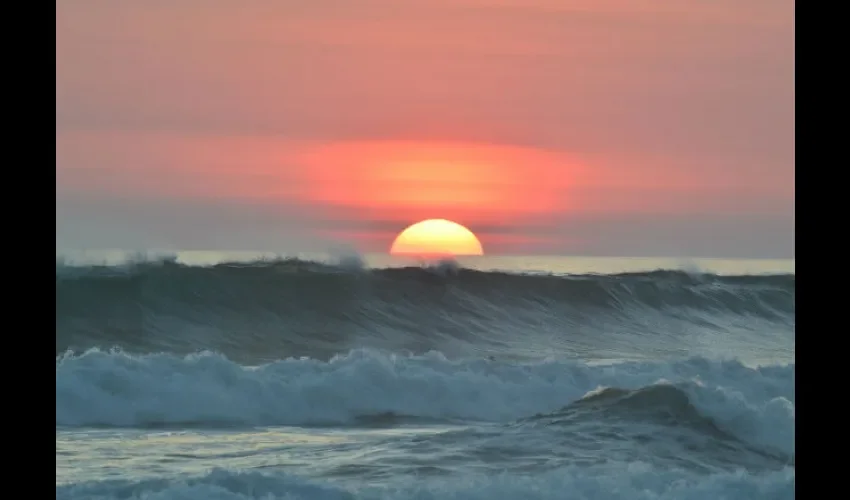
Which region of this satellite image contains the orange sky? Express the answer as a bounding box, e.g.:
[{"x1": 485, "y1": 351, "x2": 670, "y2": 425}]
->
[{"x1": 56, "y1": 0, "x2": 795, "y2": 258}]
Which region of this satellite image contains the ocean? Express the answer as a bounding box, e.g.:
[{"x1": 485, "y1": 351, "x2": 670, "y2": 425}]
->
[{"x1": 56, "y1": 251, "x2": 795, "y2": 499}]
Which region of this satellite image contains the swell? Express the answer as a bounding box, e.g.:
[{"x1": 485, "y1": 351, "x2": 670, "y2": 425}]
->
[
  {"x1": 56, "y1": 258, "x2": 795, "y2": 361},
  {"x1": 517, "y1": 384, "x2": 793, "y2": 468}
]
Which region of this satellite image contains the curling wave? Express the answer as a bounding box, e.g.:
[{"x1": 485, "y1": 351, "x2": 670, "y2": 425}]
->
[{"x1": 56, "y1": 258, "x2": 794, "y2": 363}]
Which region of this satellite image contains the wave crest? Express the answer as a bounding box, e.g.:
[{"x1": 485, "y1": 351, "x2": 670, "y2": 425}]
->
[{"x1": 56, "y1": 259, "x2": 795, "y2": 361}]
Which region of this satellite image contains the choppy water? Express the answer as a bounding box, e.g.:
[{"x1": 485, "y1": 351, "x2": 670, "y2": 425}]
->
[{"x1": 56, "y1": 253, "x2": 795, "y2": 499}]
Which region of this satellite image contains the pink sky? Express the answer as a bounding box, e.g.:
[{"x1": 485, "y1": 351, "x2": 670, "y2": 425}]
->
[{"x1": 56, "y1": 0, "x2": 794, "y2": 258}]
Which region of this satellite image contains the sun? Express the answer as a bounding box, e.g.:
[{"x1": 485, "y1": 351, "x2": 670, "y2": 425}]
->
[{"x1": 390, "y1": 219, "x2": 484, "y2": 258}]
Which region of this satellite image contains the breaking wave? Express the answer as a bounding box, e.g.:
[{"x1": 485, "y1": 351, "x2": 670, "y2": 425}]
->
[
  {"x1": 56, "y1": 349, "x2": 794, "y2": 457},
  {"x1": 56, "y1": 258, "x2": 794, "y2": 363}
]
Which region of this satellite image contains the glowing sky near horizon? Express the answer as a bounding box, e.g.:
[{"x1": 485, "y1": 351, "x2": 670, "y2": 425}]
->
[{"x1": 56, "y1": 0, "x2": 794, "y2": 258}]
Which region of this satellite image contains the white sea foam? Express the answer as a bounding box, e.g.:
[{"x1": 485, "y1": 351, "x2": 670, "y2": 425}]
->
[
  {"x1": 56, "y1": 349, "x2": 794, "y2": 455},
  {"x1": 55, "y1": 465, "x2": 795, "y2": 500}
]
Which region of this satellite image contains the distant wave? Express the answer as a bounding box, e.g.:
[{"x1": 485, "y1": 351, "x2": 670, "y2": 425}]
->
[{"x1": 56, "y1": 257, "x2": 794, "y2": 362}]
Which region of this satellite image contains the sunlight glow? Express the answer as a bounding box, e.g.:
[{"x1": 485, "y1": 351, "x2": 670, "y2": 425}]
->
[{"x1": 299, "y1": 140, "x2": 578, "y2": 226}]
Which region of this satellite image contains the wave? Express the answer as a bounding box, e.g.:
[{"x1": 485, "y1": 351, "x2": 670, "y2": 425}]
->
[
  {"x1": 56, "y1": 258, "x2": 795, "y2": 362},
  {"x1": 55, "y1": 349, "x2": 794, "y2": 457},
  {"x1": 516, "y1": 384, "x2": 792, "y2": 468},
  {"x1": 56, "y1": 460, "x2": 795, "y2": 500}
]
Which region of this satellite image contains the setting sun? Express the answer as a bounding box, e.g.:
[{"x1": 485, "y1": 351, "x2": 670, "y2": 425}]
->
[{"x1": 390, "y1": 219, "x2": 484, "y2": 257}]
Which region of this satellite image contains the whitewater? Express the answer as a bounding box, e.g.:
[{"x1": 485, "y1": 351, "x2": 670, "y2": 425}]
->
[{"x1": 55, "y1": 254, "x2": 795, "y2": 499}]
